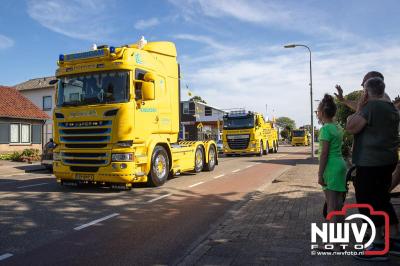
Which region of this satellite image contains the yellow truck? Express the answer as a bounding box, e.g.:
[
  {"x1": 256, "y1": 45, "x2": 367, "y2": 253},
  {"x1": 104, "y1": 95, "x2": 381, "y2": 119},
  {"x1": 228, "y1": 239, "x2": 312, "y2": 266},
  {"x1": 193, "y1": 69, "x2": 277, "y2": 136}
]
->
[
  {"x1": 51, "y1": 39, "x2": 217, "y2": 189},
  {"x1": 291, "y1": 129, "x2": 310, "y2": 146},
  {"x1": 222, "y1": 111, "x2": 278, "y2": 156}
]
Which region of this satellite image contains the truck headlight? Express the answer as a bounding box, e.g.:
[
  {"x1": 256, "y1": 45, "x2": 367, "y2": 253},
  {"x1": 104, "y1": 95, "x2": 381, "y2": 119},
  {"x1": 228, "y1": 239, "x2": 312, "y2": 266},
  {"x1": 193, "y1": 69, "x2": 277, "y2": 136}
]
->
[
  {"x1": 112, "y1": 153, "x2": 133, "y2": 162},
  {"x1": 53, "y1": 152, "x2": 61, "y2": 161}
]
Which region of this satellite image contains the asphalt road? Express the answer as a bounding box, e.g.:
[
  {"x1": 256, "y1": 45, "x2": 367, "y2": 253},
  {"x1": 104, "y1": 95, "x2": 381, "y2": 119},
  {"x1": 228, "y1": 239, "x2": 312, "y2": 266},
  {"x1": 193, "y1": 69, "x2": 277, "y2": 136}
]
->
[{"x1": 0, "y1": 145, "x2": 310, "y2": 265}]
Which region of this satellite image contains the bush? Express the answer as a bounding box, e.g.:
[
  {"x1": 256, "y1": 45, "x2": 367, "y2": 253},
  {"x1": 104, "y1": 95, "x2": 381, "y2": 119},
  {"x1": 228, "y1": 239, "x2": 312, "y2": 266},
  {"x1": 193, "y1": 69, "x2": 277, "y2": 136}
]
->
[
  {"x1": 10, "y1": 151, "x2": 22, "y2": 161},
  {"x1": 0, "y1": 153, "x2": 13, "y2": 160},
  {"x1": 4, "y1": 149, "x2": 41, "y2": 162}
]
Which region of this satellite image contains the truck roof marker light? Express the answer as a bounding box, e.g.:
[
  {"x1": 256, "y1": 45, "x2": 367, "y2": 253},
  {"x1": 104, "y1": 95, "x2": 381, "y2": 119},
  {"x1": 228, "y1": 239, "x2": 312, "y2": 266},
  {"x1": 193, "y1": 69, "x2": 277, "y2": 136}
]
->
[{"x1": 59, "y1": 54, "x2": 64, "y2": 61}]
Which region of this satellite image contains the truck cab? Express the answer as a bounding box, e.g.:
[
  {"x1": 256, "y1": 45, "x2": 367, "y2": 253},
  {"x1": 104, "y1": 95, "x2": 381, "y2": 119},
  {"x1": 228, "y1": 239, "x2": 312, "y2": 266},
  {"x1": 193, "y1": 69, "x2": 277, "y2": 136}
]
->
[
  {"x1": 222, "y1": 111, "x2": 278, "y2": 156},
  {"x1": 291, "y1": 129, "x2": 310, "y2": 146},
  {"x1": 52, "y1": 39, "x2": 217, "y2": 189}
]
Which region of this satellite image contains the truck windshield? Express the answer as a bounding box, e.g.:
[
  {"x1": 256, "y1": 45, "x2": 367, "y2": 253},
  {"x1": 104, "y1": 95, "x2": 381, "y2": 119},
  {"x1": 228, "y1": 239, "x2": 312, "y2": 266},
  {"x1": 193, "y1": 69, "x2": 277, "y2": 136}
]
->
[
  {"x1": 57, "y1": 71, "x2": 129, "y2": 107},
  {"x1": 292, "y1": 130, "x2": 305, "y2": 137},
  {"x1": 223, "y1": 115, "x2": 254, "y2": 129}
]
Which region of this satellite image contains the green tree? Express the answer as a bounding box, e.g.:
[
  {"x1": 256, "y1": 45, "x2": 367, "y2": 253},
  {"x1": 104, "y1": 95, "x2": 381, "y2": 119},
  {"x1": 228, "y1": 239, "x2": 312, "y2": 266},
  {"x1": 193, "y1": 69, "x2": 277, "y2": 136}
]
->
[
  {"x1": 335, "y1": 90, "x2": 362, "y2": 128},
  {"x1": 335, "y1": 90, "x2": 362, "y2": 160},
  {"x1": 276, "y1": 117, "x2": 296, "y2": 131},
  {"x1": 190, "y1": 96, "x2": 207, "y2": 104},
  {"x1": 280, "y1": 129, "x2": 289, "y2": 140}
]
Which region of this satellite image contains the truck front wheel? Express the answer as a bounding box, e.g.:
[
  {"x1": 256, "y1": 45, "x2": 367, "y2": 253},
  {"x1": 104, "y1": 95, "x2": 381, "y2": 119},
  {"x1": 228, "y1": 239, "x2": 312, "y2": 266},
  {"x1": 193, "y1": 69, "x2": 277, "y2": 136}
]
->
[
  {"x1": 258, "y1": 141, "x2": 263, "y2": 157},
  {"x1": 148, "y1": 146, "x2": 170, "y2": 187}
]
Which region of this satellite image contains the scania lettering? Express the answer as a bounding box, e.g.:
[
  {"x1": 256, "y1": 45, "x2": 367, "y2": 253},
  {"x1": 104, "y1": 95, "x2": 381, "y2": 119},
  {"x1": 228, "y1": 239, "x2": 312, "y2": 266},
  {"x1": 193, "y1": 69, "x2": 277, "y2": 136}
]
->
[{"x1": 52, "y1": 38, "x2": 217, "y2": 189}]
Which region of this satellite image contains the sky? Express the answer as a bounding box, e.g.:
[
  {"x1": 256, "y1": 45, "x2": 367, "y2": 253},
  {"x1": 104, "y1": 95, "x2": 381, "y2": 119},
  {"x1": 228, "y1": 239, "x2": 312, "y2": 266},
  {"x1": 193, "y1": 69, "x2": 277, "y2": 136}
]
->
[{"x1": 1, "y1": 0, "x2": 400, "y2": 126}]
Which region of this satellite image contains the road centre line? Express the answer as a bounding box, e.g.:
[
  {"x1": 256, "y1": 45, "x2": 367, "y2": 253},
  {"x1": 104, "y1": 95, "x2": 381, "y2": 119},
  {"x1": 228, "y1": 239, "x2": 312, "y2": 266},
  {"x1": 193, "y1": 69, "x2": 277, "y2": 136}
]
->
[
  {"x1": 189, "y1": 182, "x2": 204, "y2": 188},
  {"x1": 213, "y1": 174, "x2": 225, "y2": 179},
  {"x1": 17, "y1": 182, "x2": 49, "y2": 189},
  {"x1": 231, "y1": 169, "x2": 241, "y2": 173},
  {"x1": 147, "y1": 193, "x2": 172, "y2": 203},
  {"x1": 74, "y1": 213, "x2": 120, "y2": 231},
  {"x1": 0, "y1": 253, "x2": 13, "y2": 261}
]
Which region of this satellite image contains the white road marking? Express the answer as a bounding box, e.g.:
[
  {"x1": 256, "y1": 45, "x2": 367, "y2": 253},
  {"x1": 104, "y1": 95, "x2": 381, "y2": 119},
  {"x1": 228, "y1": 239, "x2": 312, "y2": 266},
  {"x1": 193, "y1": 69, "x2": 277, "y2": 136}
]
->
[
  {"x1": 189, "y1": 181, "x2": 204, "y2": 188},
  {"x1": 74, "y1": 213, "x2": 119, "y2": 231},
  {"x1": 245, "y1": 165, "x2": 254, "y2": 169},
  {"x1": 213, "y1": 174, "x2": 225, "y2": 179},
  {"x1": 0, "y1": 253, "x2": 13, "y2": 261},
  {"x1": 147, "y1": 193, "x2": 172, "y2": 203},
  {"x1": 232, "y1": 169, "x2": 241, "y2": 173},
  {"x1": 17, "y1": 182, "x2": 49, "y2": 189}
]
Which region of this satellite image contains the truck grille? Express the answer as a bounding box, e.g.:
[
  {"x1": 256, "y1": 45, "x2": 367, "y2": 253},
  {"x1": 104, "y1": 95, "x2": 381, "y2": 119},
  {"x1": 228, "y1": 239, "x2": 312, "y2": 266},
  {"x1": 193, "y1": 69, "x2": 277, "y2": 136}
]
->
[
  {"x1": 70, "y1": 166, "x2": 99, "y2": 173},
  {"x1": 58, "y1": 120, "x2": 112, "y2": 146},
  {"x1": 227, "y1": 135, "x2": 250, "y2": 150},
  {"x1": 61, "y1": 152, "x2": 109, "y2": 166}
]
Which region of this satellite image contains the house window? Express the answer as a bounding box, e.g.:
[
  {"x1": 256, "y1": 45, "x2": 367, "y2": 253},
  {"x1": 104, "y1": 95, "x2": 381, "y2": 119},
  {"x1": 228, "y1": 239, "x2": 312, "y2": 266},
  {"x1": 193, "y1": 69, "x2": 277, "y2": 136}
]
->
[
  {"x1": 183, "y1": 102, "x2": 189, "y2": 114},
  {"x1": 10, "y1": 124, "x2": 20, "y2": 143},
  {"x1": 21, "y1": 124, "x2": 30, "y2": 143},
  {"x1": 43, "y1": 96, "x2": 52, "y2": 111},
  {"x1": 9, "y1": 123, "x2": 31, "y2": 144},
  {"x1": 205, "y1": 107, "x2": 212, "y2": 116}
]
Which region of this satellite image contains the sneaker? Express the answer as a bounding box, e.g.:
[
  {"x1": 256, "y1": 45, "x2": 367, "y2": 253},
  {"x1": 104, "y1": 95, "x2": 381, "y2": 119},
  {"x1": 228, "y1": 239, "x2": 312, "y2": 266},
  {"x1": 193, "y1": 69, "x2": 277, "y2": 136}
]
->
[
  {"x1": 389, "y1": 238, "x2": 400, "y2": 256},
  {"x1": 353, "y1": 243, "x2": 389, "y2": 262}
]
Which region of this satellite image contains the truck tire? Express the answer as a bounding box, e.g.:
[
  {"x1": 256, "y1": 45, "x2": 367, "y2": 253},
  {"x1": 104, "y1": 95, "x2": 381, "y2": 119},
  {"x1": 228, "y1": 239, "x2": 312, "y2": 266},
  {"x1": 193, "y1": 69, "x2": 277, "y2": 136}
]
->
[
  {"x1": 194, "y1": 145, "x2": 204, "y2": 173},
  {"x1": 148, "y1": 146, "x2": 170, "y2": 187},
  {"x1": 273, "y1": 141, "x2": 278, "y2": 153},
  {"x1": 204, "y1": 145, "x2": 216, "y2": 171},
  {"x1": 264, "y1": 142, "x2": 269, "y2": 155},
  {"x1": 268, "y1": 141, "x2": 274, "y2": 153},
  {"x1": 258, "y1": 141, "x2": 264, "y2": 157}
]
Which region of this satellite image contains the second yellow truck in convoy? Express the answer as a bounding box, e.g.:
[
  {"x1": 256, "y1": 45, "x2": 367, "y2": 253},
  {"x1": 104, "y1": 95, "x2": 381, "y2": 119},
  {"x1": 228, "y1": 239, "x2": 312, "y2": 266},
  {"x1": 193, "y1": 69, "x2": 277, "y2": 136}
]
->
[
  {"x1": 222, "y1": 110, "x2": 278, "y2": 156},
  {"x1": 52, "y1": 39, "x2": 217, "y2": 189},
  {"x1": 291, "y1": 129, "x2": 310, "y2": 146}
]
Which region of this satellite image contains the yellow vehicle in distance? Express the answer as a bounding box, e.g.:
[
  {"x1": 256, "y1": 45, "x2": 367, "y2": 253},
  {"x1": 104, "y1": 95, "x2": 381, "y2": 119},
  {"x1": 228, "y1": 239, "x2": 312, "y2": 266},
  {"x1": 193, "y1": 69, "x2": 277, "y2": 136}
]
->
[
  {"x1": 222, "y1": 110, "x2": 278, "y2": 156},
  {"x1": 51, "y1": 38, "x2": 217, "y2": 189},
  {"x1": 291, "y1": 129, "x2": 310, "y2": 146}
]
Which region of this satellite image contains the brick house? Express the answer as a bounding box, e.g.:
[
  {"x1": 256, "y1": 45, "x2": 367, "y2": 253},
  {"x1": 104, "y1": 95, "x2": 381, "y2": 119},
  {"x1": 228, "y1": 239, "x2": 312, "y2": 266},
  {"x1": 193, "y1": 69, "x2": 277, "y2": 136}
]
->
[
  {"x1": 15, "y1": 76, "x2": 56, "y2": 144},
  {"x1": 0, "y1": 86, "x2": 50, "y2": 153}
]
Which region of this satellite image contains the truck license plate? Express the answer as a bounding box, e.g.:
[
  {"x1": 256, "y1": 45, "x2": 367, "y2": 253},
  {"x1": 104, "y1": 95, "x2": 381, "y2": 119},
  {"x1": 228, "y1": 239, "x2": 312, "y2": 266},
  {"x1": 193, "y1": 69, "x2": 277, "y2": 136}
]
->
[{"x1": 75, "y1": 174, "x2": 94, "y2": 181}]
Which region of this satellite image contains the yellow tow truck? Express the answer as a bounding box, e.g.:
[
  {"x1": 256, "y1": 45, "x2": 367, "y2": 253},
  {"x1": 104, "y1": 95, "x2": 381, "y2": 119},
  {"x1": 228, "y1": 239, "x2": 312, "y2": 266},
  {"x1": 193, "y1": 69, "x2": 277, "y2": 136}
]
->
[
  {"x1": 51, "y1": 38, "x2": 217, "y2": 189},
  {"x1": 222, "y1": 110, "x2": 278, "y2": 156},
  {"x1": 291, "y1": 129, "x2": 310, "y2": 146}
]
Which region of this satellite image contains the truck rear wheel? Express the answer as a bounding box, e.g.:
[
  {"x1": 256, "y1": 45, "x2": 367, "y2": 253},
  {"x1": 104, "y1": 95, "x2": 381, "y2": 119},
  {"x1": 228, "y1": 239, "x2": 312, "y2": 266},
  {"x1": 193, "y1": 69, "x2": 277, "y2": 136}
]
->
[
  {"x1": 148, "y1": 146, "x2": 170, "y2": 187},
  {"x1": 194, "y1": 145, "x2": 204, "y2": 173},
  {"x1": 258, "y1": 141, "x2": 263, "y2": 157},
  {"x1": 273, "y1": 141, "x2": 278, "y2": 153},
  {"x1": 204, "y1": 145, "x2": 216, "y2": 171}
]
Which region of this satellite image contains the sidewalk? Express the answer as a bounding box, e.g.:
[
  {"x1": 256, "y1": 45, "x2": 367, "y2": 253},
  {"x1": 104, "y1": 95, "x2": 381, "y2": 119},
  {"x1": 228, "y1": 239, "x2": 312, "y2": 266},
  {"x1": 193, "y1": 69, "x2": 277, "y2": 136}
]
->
[
  {"x1": 0, "y1": 160, "x2": 46, "y2": 176},
  {"x1": 178, "y1": 157, "x2": 400, "y2": 266}
]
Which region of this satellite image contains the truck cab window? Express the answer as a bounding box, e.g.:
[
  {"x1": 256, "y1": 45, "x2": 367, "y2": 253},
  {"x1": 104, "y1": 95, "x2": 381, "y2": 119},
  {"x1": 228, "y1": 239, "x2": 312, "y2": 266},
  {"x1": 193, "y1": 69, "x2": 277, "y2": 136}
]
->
[{"x1": 135, "y1": 69, "x2": 147, "y2": 101}]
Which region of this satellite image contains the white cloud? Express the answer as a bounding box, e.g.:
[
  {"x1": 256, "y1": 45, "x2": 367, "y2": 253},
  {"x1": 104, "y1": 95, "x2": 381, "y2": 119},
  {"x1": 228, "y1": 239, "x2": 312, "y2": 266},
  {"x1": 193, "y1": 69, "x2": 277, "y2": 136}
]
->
[
  {"x1": 169, "y1": 0, "x2": 357, "y2": 41},
  {"x1": 0, "y1": 34, "x2": 14, "y2": 49},
  {"x1": 177, "y1": 35, "x2": 400, "y2": 126},
  {"x1": 134, "y1": 17, "x2": 160, "y2": 30},
  {"x1": 27, "y1": 0, "x2": 114, "y2": 41}
]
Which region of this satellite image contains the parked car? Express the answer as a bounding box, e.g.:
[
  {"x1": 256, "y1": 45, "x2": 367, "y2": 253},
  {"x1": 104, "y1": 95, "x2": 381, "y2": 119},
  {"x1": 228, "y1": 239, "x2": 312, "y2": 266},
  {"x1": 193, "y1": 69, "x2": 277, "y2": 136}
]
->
[
  {"x1": 216, "y1": 140, "x2": 223, "y2": 154},
  {"x1": 41, "y1": 138, "x2": 55, "y2": 170}
]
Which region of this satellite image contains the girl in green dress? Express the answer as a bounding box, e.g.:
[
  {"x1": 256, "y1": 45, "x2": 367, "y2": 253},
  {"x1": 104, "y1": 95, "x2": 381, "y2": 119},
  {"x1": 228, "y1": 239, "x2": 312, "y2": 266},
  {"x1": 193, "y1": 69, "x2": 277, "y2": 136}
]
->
[{"x1": 317, "y1": 94, "x2": 347, "y2": 220}]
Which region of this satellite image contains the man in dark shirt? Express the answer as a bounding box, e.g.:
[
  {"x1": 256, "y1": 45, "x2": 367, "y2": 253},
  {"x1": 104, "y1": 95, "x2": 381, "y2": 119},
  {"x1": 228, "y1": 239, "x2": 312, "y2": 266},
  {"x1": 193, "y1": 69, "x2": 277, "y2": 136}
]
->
[{"x1": 346, "y1": 77, "x2": 400, "y2": 261}]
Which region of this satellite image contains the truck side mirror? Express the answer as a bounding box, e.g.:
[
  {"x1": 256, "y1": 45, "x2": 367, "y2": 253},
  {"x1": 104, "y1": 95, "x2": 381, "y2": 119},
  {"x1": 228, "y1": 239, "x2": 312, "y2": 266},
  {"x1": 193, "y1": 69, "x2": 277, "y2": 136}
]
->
[
  {"x1": 144, "y1": 72, "x2": 156, "y2": 82},
  {"x1": 142, "y1": 81, "x2": 155, "y2": 101}
]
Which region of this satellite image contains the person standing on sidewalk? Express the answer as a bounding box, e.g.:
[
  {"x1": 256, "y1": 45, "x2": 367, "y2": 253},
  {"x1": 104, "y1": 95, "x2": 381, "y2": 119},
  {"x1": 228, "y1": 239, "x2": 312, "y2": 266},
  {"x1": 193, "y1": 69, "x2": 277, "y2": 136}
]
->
[
  {"x1": 317, "y1": 94, "x2": 347, "y2": 220},
  {"x1": 346, "y1": 77, "x2": 400, "y2": 261}
]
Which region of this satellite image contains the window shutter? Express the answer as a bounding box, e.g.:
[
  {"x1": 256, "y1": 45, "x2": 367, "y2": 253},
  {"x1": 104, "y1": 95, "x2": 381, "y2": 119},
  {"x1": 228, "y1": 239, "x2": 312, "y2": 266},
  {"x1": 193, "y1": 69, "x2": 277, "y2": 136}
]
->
[
  {"x1": 31, "y1": 124, "x2": 42, "y2": 144},
  {"x1": 0, "y1": 123, "x2": 10, "y2": 143}
]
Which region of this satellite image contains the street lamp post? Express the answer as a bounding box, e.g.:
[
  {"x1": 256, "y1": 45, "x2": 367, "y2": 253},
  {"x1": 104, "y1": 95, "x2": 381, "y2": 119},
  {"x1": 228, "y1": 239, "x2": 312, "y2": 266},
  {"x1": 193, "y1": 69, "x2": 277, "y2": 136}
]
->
[{"x1": 284, "y1": 44, "x2": 315, "y2": 158}]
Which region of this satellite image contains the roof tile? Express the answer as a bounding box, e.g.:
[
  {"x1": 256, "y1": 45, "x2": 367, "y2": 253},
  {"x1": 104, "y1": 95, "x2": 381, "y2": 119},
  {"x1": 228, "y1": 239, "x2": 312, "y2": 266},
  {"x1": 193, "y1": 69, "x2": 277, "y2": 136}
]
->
[{"x1": 0, "y1": 86, "x2": 50, "y2": 120}]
